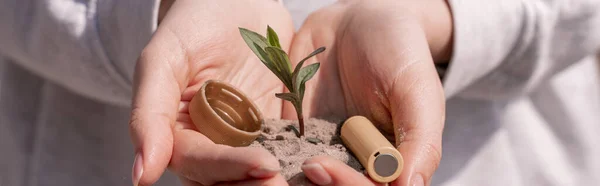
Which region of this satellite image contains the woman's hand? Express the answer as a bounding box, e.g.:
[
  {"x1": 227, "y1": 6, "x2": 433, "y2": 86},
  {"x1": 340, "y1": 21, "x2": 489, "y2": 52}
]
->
[
  {"x1": 129, "y1": 0, "x2": 294, "y2": 185},
  {"x1": 287, "y1": 0, "x2": 452, "y2": 185}
]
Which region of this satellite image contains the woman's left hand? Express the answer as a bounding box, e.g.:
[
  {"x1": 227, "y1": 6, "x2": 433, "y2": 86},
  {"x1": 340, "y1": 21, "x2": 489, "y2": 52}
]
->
[{"x1": 287, "y1": 0, "x2": 453, "y2": 185}]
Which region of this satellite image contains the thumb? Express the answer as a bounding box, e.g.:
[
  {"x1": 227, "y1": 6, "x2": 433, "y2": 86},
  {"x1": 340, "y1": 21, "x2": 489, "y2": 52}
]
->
[
  {"x1": 129, "y1": 27, "x2": 188, "y2": 186},
  {"x1": 389, "y1": 57, "x2": 445, "y2": 186}
]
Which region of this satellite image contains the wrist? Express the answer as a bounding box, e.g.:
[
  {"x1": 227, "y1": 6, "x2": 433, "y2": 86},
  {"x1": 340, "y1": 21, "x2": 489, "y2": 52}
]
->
[{"x1": 343, "y1": 0, "x2": 454, "y2": 64}]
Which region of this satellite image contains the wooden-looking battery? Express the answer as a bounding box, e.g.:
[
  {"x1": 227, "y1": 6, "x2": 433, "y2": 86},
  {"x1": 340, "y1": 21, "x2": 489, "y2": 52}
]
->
[{"x1": 341, "y1": 116, "x2": 403, "y2": 183}]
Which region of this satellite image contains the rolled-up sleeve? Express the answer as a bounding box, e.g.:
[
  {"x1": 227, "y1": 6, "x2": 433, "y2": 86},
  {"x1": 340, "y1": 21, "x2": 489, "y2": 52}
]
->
[
  {"x1": 443, "y1": 0, "x2": 600, "y2": 100},
  {"x1": 0, "y1": 0, "x2": 160, "y2": 106}
]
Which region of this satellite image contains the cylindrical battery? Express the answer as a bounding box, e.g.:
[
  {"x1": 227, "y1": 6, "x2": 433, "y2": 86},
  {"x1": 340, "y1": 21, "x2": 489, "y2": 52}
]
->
[{"x1": 341, "y1": 116, "x2": 403, "y2": 183}]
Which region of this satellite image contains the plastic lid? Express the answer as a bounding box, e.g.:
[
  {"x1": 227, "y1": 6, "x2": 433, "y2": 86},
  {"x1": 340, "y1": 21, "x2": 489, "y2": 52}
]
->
[{"x1": 188, "y1": 80, "x2": 263, "y2": 147}]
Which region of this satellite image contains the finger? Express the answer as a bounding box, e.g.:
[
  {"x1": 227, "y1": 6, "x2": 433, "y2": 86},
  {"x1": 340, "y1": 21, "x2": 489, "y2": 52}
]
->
[
  {"x1": 215, "y1": 174, "x2": 289, "y2": 186},
  {"x1": 170, "y1": 129, "x2": 281, "y2": 185},
  {"x1": 302, "y1": 156, "x2": 385, "y2": 186},
  {"x1": 386, "y1": 35, "x2": 445, "y2": 185}
]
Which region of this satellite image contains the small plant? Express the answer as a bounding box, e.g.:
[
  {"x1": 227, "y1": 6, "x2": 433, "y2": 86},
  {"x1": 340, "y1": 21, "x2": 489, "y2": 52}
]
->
[{"x1": 239, "y1": 26, "x2": 325, "y2": 137}]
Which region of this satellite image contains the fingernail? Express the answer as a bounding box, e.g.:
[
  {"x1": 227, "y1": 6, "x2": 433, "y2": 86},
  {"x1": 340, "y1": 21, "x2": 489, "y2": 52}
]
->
[
  {"x1": 301, "y1": 163, "x2": 332, "y2": 185},
  {"x1": 132, "y1": 153, "x2": 144, "y2": 186},
  {"x1": 411, "y1": 174, "x2": 424, "y2": 186},
  {"x1": 249, "y1": 166, "x2": 281, "y2": 178}
]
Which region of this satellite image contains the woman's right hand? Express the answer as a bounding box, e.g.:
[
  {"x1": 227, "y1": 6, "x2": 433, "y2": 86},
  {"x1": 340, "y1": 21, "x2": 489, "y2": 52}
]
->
[{"x1": 128, "y1": 0, "x2": 294, "y2": 185}]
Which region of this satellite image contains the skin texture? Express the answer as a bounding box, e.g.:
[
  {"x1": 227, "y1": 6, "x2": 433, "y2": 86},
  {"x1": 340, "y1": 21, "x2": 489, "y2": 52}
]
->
[{"x1": 130, "y1": 0, "x2": 452, "y2": 185}]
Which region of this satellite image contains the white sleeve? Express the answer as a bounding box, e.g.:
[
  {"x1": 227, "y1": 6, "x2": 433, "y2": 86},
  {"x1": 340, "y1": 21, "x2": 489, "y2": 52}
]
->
[
  {"x1": 0, "y1": 0, "x2": 160, "y2": 106},
  {"x1": 443, "y1": 0, "x2": 600, "y2": 100}
]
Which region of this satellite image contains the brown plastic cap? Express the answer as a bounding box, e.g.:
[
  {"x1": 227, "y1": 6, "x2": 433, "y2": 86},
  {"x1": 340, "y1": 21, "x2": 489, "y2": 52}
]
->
[
  {"x1": 188, "y1": 80, "x2": 263, "y2": 147},
  {"x1": 341, "y1": 116, "x2": 404, "y2": 183}
]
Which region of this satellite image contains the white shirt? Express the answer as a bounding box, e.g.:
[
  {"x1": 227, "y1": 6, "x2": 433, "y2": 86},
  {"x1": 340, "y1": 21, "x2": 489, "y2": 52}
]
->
[{"x1": 0, "y1": 0, "x2": 599, "y2": 185}]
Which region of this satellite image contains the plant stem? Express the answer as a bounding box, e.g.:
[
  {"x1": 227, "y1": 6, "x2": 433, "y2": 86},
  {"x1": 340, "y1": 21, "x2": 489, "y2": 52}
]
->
[
  {"x1": 293, "y1": 101, "x2": 304, "y2": 137},
  {"x1": 297, "y1": 113, "x2": 304, "y2": 137}
]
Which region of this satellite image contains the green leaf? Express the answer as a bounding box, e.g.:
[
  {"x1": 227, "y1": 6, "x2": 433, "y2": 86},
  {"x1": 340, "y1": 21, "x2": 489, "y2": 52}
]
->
[
  {"x1": 254, "y1": 43, "x2": 287, "y2": 83},
  {"x1": 306, "y1": 137, "x2": 323, "y2": 145},
  {"x1": 263, "y1": 47, "x2": 282, "y2": 72},
  {"x1": 266, "y1": 26, "x2": 282, "y2": 49},
  {"x1": 297, "y1": 47, "x2": 325, "y2": 70},
  {"x1": 298, "y1": 83, "x2": 307, "y2": 101},
  {"x1": 295, "y1": 63, "x2": 320, "y2": 99},
  {"x1": 253, "y1": 43, "x2": 276, "y2": 71},
  {"x1": 292, "y1": 47, "x2": 325, "y2": 91},
  {"x1": 287, "y1": 125, "x2": 301, "y2": 137},
  {"x1": 239, "y1": 28, "x2": 269, "y2": 62},
  {"x1": 275, "y1": 93, "x2": 298, "y2": 102},
  {"x1": 264, "y1": 47, "x2": 291, "y2": 74},
  {"x1": 265, "y1": 46, "x2": 293, "y2": 90},
  {"x1": 298, "y1": 63, "x2": 320, "y2": 82}
]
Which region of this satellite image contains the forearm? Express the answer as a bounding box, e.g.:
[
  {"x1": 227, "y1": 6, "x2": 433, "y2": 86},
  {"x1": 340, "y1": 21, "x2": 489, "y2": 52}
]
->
[
  {"x1": 401, "y1": 0, "x2": 600, "y2": 100},
  {"x1": 0, "y1": 0, "x2": 160, "y2": 106},
  {"x1": 436, "y1": 0, "x2": 600, "y2": 99}
]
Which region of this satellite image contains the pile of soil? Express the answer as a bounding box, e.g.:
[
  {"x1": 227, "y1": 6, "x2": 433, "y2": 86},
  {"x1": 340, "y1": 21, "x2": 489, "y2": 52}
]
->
[{"x1": 249, "y1": 118, "x2": 363, "y2": 184}]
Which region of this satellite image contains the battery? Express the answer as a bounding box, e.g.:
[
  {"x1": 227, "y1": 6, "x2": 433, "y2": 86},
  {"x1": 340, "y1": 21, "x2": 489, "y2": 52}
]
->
[{"x1": 341, "y1": 116, "x2": 404, "y2": 183}]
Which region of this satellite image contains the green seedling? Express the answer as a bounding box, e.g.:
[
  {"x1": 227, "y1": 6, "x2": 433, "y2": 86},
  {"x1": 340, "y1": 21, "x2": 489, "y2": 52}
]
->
[{"x1": 239, "y1": 26, "x2": 325, "y2": 137}]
